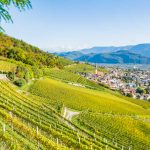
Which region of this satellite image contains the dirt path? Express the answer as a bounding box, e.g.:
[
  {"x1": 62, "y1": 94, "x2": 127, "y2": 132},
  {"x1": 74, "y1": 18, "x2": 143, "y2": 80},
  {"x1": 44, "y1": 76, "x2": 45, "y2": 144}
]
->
[
  {"x1": 63, "y1": 107, "x2": 79, "y2": 121},
  {"x1": 0, "y1": 74, "x2": 8, "y2": 80}
]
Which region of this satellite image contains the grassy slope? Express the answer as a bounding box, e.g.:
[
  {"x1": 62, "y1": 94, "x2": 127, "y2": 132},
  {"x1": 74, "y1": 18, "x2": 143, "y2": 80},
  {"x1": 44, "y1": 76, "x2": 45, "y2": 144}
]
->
[
  {"x1": 43, "y1": 68, "x2": 107, "y2": 91},
  {"x1": 29, "y1": 78, "x2": 150, "y2": 115},
  {"x1": 0, "y1": 80, "x2": 115, "y2": 150},
  {"x1": 29, "y1": 78, "x2": 150, "y2": 149},
  {"x1": 64, "y1": 63, "x2": 108, "y2": 73}
]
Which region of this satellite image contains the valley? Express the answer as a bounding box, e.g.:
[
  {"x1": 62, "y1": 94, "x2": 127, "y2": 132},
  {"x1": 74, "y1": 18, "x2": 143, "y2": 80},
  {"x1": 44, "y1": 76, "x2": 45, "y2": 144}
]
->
[{"x1": 0, "y1": 34, "x2": 150, "y2": 150}]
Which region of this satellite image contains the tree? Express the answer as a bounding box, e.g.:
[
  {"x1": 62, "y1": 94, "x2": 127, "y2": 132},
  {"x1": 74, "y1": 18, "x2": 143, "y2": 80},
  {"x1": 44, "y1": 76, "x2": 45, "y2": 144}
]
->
[
  {"x1": 136, "y1": 87, "x2": 144, "y2": 95},
  {"x1": 0, "y1": 0, "x2": 31, "y2": 31}
]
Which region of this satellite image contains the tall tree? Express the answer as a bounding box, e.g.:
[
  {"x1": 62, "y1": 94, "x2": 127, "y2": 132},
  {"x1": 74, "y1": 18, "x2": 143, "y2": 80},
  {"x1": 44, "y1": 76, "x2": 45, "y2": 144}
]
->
[{"x1": 0, "y1": 0, "x2": 31, "y2": 31}]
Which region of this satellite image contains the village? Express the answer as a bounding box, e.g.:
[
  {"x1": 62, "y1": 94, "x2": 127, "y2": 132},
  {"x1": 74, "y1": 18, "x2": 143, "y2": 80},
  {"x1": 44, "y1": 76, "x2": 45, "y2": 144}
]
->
[{"x1": 80, "y1": 65, "x2": 150, "y2": 101}]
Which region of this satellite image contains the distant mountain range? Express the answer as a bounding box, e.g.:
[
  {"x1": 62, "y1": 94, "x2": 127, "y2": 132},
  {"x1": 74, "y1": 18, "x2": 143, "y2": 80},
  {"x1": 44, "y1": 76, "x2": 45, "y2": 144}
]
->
[{"x1": 55, "y1": 44, "x2": 150, "y2": 64}]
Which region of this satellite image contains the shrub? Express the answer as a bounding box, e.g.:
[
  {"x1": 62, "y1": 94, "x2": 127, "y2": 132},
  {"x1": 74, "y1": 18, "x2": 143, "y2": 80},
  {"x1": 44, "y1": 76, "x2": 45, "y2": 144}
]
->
[{"x1": 14, "y1": 78, "x2": 26, "y2": 87}]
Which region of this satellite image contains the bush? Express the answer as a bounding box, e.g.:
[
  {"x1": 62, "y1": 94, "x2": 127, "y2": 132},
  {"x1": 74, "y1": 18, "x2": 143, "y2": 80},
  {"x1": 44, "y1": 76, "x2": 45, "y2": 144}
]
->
[
  {"x1": 14, "y1": 78, "x2": 26, "y2": 87},
  {"x1": 126, "y1": 93, "x2": 133, "y2": 97},
  {"x1": 7, "y1": 72, "x2": 16, "y2": 80}
]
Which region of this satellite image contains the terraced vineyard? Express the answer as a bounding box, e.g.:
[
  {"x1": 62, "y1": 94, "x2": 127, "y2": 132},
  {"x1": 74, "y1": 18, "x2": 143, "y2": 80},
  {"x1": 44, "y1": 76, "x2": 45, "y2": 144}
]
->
[
  {"x1": 0, "y1": 80, "x2": 117, "y2": 150},
  {"x1": 43, "y1": 68, "x2": 106, "y2": 91},
  {"x1": 43, "y1": 68, "x2": 87, "y2": 84},
  {"x1": 74, "y1": 112, "x2": 150, "y2": 150},
  {"x1": 64, "y1": 63, "x2": 108, "y2": 74},
  {"x1": 29, "y1": 78, "x2": 150, "y2": 150}
]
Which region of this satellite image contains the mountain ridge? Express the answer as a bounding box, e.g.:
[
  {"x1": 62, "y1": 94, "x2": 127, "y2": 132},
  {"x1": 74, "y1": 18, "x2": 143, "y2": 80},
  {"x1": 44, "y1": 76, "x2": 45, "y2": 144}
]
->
[{"x1": 56, "y1": 43, "x2": 150, "y2": 64}]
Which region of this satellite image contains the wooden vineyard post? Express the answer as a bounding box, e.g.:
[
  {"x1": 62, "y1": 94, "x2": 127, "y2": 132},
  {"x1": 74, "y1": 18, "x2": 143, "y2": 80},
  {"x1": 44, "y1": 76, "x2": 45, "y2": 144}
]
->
[
  {"x1": 36, "y1": 126, "x2": 39, "y2": 136},
  {"x1": 3, "y1": 142, "x2": 6, "y2": 150},
  {"x1": 3, "y1": 124, "x2": 6, "y2": 134},
  {"x1": 105, "y1": 145, "x2": 108, "y2": 150},
  {"x1": 56, "y1": 138, "x2": 59, "y2": 146},
  {"x1": 94, "y1": 133, "x2": 96, "y2": 142},
  {"x1": 78, "y1": 136, "x2": 80, "y2": 144},
  {"x1": 122, "y1": 145, "x2": 124, "y2": 150},
  {"x1": 2, "y1": 124, "x2": 6, "y2": 150},
  {"x1": 128, "y1": 146, "x2": 131, "y2": 150},
  {"x1": 115, "y1": 142, "x2": 118, "y2": 147},
  {"x1": 36, "y1": 126, "x2": 39, "y2": 149}
]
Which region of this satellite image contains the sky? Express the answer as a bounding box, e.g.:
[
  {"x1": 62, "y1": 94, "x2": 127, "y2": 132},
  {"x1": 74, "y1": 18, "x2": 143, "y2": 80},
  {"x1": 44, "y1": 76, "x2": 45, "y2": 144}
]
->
[{"x1": 2, "y1": 0, "x2": 150, "y2": 52}]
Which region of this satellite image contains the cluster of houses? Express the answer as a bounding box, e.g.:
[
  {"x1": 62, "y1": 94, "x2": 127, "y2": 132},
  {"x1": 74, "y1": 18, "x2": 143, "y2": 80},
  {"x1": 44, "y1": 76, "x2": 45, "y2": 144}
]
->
[{"x1": 80, "y1": 66, "x2": 150, "y2": 101}]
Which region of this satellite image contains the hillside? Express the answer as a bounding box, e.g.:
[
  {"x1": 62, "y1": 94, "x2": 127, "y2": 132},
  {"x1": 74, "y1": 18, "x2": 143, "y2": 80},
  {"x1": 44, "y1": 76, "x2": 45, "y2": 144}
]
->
[
  {"x1": 1, "y1": 80, "x2": 117, "y2": 149},
  {"x1": 56, "y1": 44, "x2": 150, "y2": 64},
  {"x1": 0, "y1": 33, "x2": 72, "y2": 68},
  {"x1": 0, "y1": 57, "x2": 150, "y2": 149},
  {"x1": 29, "y1": 78, "x2": 150, "y2": 150},
  {"x1": 130, "y1": 44, "x2": 150, "y2": 57},
  {"x1": 0, "y1": 34, "x2": 150, "y2": 149},
  {"x1": 55, "y1": 51, "x2": 84, "y2": 60},
  {"x1": 80, "y1": 46, "x2": 132, "y2": 54},
  {"x1": 75, "y1": 51, "x2": 150, "y2": 64}
]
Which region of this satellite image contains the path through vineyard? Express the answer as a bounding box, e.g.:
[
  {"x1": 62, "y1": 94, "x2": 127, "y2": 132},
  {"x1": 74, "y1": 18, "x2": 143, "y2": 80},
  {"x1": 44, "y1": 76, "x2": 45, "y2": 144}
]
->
[
  {"x1": 63, "y1": 107, "x2": 79, "y2": 121},
  {"x1": 0, "y1": 74, "x2": 8, "y2": 80}
]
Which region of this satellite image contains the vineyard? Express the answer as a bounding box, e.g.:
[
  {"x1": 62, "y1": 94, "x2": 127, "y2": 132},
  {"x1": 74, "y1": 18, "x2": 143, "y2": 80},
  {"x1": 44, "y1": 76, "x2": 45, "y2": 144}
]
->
[
  {"x1": 29, "y1": 78, "x2": 150, "y2": 150},
  {"x1": 74, "y1": 112, "x2": 150, "y2": 150},
  {"x1": 0, "y1": 80, "x2": 118, "y2": 150},
  {"x1": 43, "y1": 68, "x2": 106, "y2": 91},
  {"x1": 64, "y1": 63, "x2": 108, "y2": 74},
  {"x1": 30, "y1": 78, "x2": 150, "y2": 115},
  {"x1": 0, "y1": 60, "x2": 150, "y2": 149}
]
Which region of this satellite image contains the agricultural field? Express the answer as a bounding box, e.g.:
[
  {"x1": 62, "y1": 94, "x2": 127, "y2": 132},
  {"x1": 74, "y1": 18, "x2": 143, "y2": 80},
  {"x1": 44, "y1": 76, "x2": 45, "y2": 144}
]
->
[
  {"x1": 29, "y1": 78, "x2": 150, "y2": 150},
  {"x1": 43, "y1": 68, "x2": 87, "y2": 84},
  {"x1": 0, "y1": 80, "x2": 117, "y2": 150},
  {"x1": 43, "y1": 68, "x2": 106, "y2": 91},
  {"x1": 30, "y1": 78, "x2": 150, "y2": 115},
  {"x1": 64, "y1": 63, "x2": 108, "y2": 74},
  {"x1": 0, "y1": 60, "x2": 16, "y2": 72},
  {"x1": 73, "y1": 112, "x2": 150, "y2": 150}
]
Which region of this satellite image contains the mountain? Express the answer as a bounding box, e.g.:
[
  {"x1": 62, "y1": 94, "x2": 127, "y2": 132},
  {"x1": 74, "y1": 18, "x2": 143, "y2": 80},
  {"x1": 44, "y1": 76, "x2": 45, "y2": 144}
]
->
[
  {"x1": 55, "y1": 43, "x2": 150, "y2": 64},
  {"x1": 80, "y1": 46, "x2": 133, "y2": 54},
  {"x1": 75, "y1": 50, "x2": 150, "y2": 64},
  {"x1": 55, "y1": 51, "x2": 84, "y2": 60},
  {"x1": 80, "y1": 44, "x2": 150, "y2": 56},
  {"x1": 130, "y1": 44, "x2": 150, "y2": 56}
]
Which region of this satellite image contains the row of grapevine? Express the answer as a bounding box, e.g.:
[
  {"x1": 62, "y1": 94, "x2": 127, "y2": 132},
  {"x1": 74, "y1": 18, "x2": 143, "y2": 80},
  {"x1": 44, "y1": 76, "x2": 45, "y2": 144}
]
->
[
  {"x1": 74, "y1": 112, "x2": 150, "y2": 150},
  {"x1": 0, "y1": 80, "x2": 117, "y2": 149}
]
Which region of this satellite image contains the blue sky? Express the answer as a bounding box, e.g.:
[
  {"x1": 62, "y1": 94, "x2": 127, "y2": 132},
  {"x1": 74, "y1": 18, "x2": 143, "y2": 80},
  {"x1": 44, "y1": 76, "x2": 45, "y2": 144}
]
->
[{"x1": 2, "y1": 0, "x2": 150, "y2": 51}]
